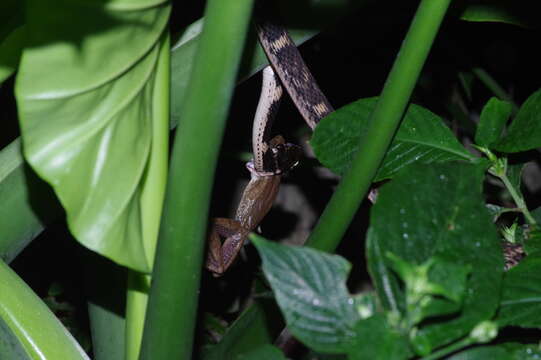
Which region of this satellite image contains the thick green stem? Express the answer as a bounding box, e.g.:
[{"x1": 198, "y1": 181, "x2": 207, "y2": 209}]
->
[
  {"x1": 138, "y1": 1, "x2": 254, "y2": 359},
  {"x1": 306, "y1": 0, "x2": 452, "y2": 251}
]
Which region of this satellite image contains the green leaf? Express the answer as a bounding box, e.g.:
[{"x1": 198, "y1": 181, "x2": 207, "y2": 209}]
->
[
  {"x1": 0, "y1": 26, "x2": 24, "y2": 84},
  {"x1": 15, "y1": 1, "x2": 171, "y2": 272},
  {"x1": 496, "y1": 253, "x2": 541, "y2": 328},
  {"x1": 492, "y1": 88, "x2": 541, "y2": 153},
  {"x1": 311, "y1": 98, "x2": 474, "y2": 181},
  {"x1": 0, "y1": 0, "x2": 24, "y2": 82},
  {"x1": 0, "y1": 139, "x2": 61, "y2": 263},
  {"x1": 0, "y1": 261, "x2": 89, "y2": 359},
  {"x1": 475, "y1": 97, "x2": 512, "y2": 147},
  {"x1": 459, "y1": 1, "x2": 539, "y2": 28},
  {"x1": 366, "y1": 162, "x2": 503, "y2": 351},
  {"x1": 347, "y1": 313, "x2": 412, "y2": 360},
  {"x1": 252, "y1": 235, "x2": 359, "y2": 353}
]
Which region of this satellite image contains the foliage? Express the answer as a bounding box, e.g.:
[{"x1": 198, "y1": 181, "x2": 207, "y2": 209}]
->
[
  {"x1": 253, "y1": 81, "x2": 541, "y2": 359},
  {"x1": 1, "y1": 0, "x2": 541, "y2": 359}
]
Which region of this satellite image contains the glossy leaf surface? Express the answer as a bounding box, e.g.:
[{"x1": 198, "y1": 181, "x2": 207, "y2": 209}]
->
[
  {"x1": 311, "y1": 98, "x2": 473, "y2": 181},
  {"x1": 15, "y1": 0, "x2": 171, "y2": 272}
]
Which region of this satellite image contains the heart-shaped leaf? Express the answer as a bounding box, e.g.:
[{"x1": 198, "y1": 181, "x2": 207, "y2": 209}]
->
[{"x1": 15, "y1": 1, "x2": 171, "y2": 272}]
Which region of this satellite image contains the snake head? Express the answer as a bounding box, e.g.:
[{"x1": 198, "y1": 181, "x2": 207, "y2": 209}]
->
[{"x1": 262, "y1": 135, "x2": 301, "y2": 175}]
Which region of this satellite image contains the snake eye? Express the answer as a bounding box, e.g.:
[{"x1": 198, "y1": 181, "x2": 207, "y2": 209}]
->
[{"x1": 268, "y1": 143, "x2": 301, "y2": 174}]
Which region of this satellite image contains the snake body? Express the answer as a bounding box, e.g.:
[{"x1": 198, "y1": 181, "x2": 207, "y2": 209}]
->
[
  {"x1": 206, "y1": 17, "x2": 331, "y2": 275},
  {"x1": 256, "y1": 19, "x2": 334, "y2": 130}
]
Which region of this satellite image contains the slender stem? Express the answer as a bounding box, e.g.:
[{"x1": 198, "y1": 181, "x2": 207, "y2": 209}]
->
[
  {"x1": 499, "y1": 173, "x2": 536, "y2": 225},
  {"x1": 138, "y1": 1, "x2": 254, "y2": 359},
  {"x1": 419, "y1": 336, "x2": 475, "y2": 360},
  {"x1": 306, "y1": 0, "x2": 452, "y2": 251}
]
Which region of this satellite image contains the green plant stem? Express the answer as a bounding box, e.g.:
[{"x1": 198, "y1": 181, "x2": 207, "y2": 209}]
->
[
  {"x1": 419, "y1": 336, "x2": 475, "y2": 360},
  {"x1": 499, "y1": 173, "x2": 536, "y2": 225},
  {"x1": 138, "y1": 1, "x2": 254, "y2": 359},
  {"x1": 125, "y1": 31, "x2": 171, "y2": 360},
  {"x1": 472, "y1": 67, "x2": 519, "y2": 112},
  {"x1": 306, "y1": 0, "x2": 452, "y2": 251}
]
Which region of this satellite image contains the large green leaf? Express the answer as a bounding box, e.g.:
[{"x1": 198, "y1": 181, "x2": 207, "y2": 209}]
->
[
  {"x1": 366, "y1": 162, "x2": 503, "y2": 352},
  {"x1": 311, "y1": 98, "x2": 474, "y2": 181},
  {"x1": 495, "y1": 253, "x2": 541, "y2": 329},
  {"x1": 0, "y1": 260, "x2": 89, "y2": 359},
  {"x1": 15, "y1": 0, "x2": 171, "y2": 272},
  {"x1": 492, "y1": 88, "x2": 541, "y2": 153},
  {"x1": 252, "y1": 236, "x2": 359, "y2": 354}
]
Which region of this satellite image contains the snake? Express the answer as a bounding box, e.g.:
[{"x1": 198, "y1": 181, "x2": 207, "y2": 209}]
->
[{"x1": 205, "y1": 13, "x2": 334, "y2": 276}]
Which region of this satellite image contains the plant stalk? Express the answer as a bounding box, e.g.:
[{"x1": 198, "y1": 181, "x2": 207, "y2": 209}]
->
[
  {"x1": 306, "y1": 0, "x2": 453, "y2": 251},
  {"x1": 138, "y1": 1, "x2": 254, "y2": 359},
  {"x1": 499, "y1": 173, "x2": 536, "y2": 225}
]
